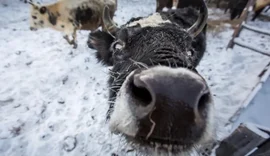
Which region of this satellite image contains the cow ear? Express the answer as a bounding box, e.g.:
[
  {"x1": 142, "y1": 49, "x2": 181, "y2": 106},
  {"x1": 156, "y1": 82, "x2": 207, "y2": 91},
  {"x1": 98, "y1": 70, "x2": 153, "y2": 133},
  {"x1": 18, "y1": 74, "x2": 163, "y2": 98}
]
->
[
  {"x1": 117, "y1": 24, "x2": 142, "y2": 43},
  {"x1": 39, "y1": 6, "x2": 47, "y2": 14},
  {"x1": 127, "y1": 24, "x2": 142, "y2": 37},
  {"x1": 27, "y1": 0, "x2": 39, "y2": 9},
  {"x1": 88, "y1": 30, "x2": 115, "y2": 66}
]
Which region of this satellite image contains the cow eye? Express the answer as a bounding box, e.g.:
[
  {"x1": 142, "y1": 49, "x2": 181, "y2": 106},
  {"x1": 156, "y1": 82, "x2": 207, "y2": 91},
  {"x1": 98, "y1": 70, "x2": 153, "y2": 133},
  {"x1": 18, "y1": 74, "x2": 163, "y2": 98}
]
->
[
  {"x1": 187, "y1": 50, "x2": 193, "y2": 56},
  {"x1": 39, "y1": 7, "x2": 47, "y2": 14},
  {"x1": 113, "y1": 40, "x2": 125, "y2": 50},
  {"x1": 115, "y1": 43, "x2": 123, "y2": 49}
]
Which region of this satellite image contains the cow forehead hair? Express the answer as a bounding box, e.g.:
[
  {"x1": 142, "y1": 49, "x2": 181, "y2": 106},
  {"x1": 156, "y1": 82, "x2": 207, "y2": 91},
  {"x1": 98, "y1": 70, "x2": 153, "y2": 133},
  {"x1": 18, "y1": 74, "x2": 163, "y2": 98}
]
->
[{"x1": 126, "y1": 13, "x2": 171, "y2": 28}]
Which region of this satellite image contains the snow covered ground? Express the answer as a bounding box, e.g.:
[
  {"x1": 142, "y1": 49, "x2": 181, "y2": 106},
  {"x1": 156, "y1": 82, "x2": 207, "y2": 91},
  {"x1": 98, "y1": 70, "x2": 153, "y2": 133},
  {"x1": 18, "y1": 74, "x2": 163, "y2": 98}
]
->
[
  {"x1": 0, "y1": 0, "x2": 270, "y2": 156},
  {"x1": 234, "y1": 76, "x2": 270, "y2": 129}
]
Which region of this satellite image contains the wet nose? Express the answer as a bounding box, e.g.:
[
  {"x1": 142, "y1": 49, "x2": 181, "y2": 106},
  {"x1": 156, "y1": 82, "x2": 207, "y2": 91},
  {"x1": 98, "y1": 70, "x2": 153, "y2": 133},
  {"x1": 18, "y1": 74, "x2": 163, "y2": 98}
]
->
[
  {"x1": 29, "y1": 27, "x2": 37, "y2": 31},
  {"x1": 129, "y1": 68, "x2": 210, "y2": 119}
]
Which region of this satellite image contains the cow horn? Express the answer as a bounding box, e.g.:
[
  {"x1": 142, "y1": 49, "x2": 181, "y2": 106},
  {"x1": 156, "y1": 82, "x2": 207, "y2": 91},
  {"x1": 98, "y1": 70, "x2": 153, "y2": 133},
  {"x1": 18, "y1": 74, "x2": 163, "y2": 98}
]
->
[
  {"x1": 27, "y1": 0, "x2": 39, "y2": 9},
  {"x1": 27, "y1": 0, "x2": 35, "y2": 6},
  {"x1": 102, "y1": 5, "x2": 119, "y2": 33},
  {"x1": 187, "y1": 0, "x2": 208, "y2": 38}
]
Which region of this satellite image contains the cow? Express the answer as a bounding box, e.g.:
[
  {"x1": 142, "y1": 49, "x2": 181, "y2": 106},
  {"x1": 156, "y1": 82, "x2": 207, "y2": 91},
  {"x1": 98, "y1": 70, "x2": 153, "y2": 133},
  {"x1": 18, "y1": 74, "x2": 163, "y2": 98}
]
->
[
  {"x1": 266, "y1": 5, "x2": 270, "y2": 12},
  {"x1": 252, "y1": 0, "x2": 270, "y2": 21},
  {"x1": 156, "y1": 0, "x2": 178, "y2": 12},
  {"x1": 88, "y1": 0, "x2": 215, "y2": 155},
  {"x1": 224, "y1": 0, "x2": 234, "y2": 14},
  {"x1": 156, "y1": 0, "x2": 203, "y2": 12},
  {"x1": 225, "y1": 0, "x2": 270, "y2": 21},
  {"x1": 227, "y1": 0, "x2": 249, "y2": 20},
  {"x1": 27, "y1": 0, "x2": 117, "y2": 48}
]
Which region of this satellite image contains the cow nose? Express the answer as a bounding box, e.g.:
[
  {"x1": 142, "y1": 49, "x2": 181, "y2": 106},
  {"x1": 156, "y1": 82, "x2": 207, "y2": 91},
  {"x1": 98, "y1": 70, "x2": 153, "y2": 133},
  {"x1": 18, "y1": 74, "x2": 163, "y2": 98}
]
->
[{"x1": 129, "y1": 69, "x2": 210, "y2": 119}]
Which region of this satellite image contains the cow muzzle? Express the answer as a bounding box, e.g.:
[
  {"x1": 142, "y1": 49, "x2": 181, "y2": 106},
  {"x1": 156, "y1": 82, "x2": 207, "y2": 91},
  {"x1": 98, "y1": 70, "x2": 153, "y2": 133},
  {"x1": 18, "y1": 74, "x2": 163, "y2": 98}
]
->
[{"x1": 109, "y1": 66, "x2": 214, "y2": 152}]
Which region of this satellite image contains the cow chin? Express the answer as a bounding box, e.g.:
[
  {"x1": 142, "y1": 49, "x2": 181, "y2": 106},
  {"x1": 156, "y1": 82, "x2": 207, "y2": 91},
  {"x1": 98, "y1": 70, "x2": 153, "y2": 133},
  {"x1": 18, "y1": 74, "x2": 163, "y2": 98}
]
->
[{"x1": 109, "y1": 66, "x2": 215, "y2": 155}]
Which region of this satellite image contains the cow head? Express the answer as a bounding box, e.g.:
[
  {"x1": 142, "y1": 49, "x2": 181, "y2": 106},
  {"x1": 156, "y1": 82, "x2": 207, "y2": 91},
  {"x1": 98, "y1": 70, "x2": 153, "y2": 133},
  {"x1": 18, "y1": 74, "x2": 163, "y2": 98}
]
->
[
  {"x1": 88, "y1": 1, "x2": 215, "y2": 155},
  {"x1": 27, "y1": 0, "x2": 55, "y2": 31}
]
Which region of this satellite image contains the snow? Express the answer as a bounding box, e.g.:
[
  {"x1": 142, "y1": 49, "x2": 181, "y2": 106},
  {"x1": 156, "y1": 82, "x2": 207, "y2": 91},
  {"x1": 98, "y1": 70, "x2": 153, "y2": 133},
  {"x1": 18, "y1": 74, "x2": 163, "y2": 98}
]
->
[
  {"x1": 234, "y1": 38, "x2": 269, "y2": 56},
  {"x1": 234, "y1": 76, "x2": 270, "y2": 129},
  {"x1": 0, "y1": 0, "x2": 270, "y2": 156}
]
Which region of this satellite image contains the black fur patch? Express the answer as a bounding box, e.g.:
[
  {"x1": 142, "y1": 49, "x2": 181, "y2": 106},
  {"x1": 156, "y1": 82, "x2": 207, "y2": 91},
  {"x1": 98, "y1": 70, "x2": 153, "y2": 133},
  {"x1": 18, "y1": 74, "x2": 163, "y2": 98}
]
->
[
  {"x1": 74, "y1": 7, "x2": 93, "y2": 25},
  {"x1": 39, "y1": 7, "x2": 47, "y2": 14},
  {"x1": 32, "y1": 15, "x2": 37, "y2": 19},
  {"x1": 87, "y1": 30, "x2": 115, "y2": 66},
  {"x1": 61, "y1": 25, "x2": 65, "y2": 28},
  {"x1": 126, "y1": 17, "x2": 144, "y2": 25},
  {"x1": 48, "y1": 12, "x2": 57, "y2": 25}
]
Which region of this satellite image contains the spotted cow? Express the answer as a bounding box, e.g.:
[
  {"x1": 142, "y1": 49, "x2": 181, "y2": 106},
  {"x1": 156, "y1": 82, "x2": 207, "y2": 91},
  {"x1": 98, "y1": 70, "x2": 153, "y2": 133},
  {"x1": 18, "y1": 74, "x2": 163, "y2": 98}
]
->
[{"x1": 28, "y1": 0, "x2": 117, "y2": 48}]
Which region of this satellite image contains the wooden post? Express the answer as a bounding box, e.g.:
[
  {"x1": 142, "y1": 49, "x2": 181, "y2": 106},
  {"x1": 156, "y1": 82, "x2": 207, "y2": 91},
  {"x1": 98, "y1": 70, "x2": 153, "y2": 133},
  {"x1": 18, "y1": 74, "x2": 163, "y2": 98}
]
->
[
  {"x1": 242, "y1": 23, "x2": 270, "y2": 36},
  {"x1": 226, "y1": 0, "x2": 255, "y2": 49},
  {"x1": 226, "y1": 23, "x2": 243, "y2": 49},
  {"x1": 250, "y1": 140, "x2": 270, "y2": 156},
  {"x1": 233, "y1": 39, "x2": 270, "y2": 57},
  {"x1": 215, "y1": 123, "x2": 269, "y2": 156}
]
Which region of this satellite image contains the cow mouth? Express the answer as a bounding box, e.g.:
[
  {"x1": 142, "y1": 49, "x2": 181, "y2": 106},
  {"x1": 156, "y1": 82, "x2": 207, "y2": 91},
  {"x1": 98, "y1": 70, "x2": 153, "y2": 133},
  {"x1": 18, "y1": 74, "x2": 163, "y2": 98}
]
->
[{"x1": 124, "y1": 135, "x2": 195, "y2": 154}]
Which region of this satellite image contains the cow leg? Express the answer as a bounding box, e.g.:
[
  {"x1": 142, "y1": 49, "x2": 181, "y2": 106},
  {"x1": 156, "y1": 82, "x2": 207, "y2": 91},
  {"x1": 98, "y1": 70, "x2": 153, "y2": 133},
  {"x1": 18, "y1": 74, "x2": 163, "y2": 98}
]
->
[
  {"x1": 63, "y1": 35, "x2": 73, "y2": 45},
  {"x1": 71, "y1": 29, "x2": 77, "y2": 49},
  {"x1": 237, "y1": 10, "x2": 242, "y2": 19},
  {"x1": 225, "y1": 7, "x2": 229, "y2": 13},
  {"x1": 172, "y1": 0, "x2": 178, "y2": 9},
  {"x1": 252, "y1": 7, "x2": 264, "y2": 21},
  {"x1": 156, "y1": 2, "x2": 163, "y2": 12},
  {"x1": 63, "y1": 35, "x2": 77, "y2": 48},
  {"x1": 216, "y1": 0, "x2": 221, "y2": 8},
  {"x1": 63, "y1": 30, "x2": 77, "y2": 49},
  {"x1": 265, "y1": 6, "x2": 270, "y2": 12},
  {"x1": 230, "y1": 9, "x2": 238, "y2": 20}
]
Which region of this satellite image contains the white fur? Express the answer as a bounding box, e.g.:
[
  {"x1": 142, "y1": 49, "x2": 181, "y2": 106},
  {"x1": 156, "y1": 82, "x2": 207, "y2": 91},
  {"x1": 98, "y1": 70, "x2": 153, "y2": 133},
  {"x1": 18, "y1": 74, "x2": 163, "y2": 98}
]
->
[
  {"x1": 139, "y1": 66, "x2": 204, "y2": 84},
  {"x1": 127, "y1": 13, "x2": 171, "y2": 28},
  {"x1": 109, "y1": 70, "x2": 139, "y2": 137},
  {"x1": 197, "y1": 99, "x2": 216, "y2": 146},
  {"x1": 172, "y1": 0, "x2": 179, "y2": 9},
  {"x1": 162, "y1": 7, "x2": 169, "y2": 12}
]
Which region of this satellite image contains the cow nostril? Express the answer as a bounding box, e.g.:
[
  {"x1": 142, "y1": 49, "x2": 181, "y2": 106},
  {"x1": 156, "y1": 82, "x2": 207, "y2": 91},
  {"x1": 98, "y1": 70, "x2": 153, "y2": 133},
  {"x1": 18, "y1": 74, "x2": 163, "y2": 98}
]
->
[
  {"x1": 197, "y1": 91, "x2": 210, "y2": 116},
  {"x1": 130, "y1": 76, "x2": 152, "y2": 106}
]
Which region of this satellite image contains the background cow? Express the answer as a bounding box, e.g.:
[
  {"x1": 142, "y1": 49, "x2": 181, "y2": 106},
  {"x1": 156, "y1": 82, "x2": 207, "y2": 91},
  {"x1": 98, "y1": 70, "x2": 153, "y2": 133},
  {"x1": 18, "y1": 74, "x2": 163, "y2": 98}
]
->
[
  {"x1": 88, "y1": 0, "x2": 215, "y2": 155},
  {"x1": 252, "y1": 0, "x2": 270, "y2": 21},
  {"x1": 156, "y1": 0, "x2": 178, "y2": 12},
  {"x1": 225, "y1": 0, "x2": 249, "y2": 20},
  {"x1": 156, "y1": 0, "x2": 204, "y2": 12},
  {"x1": 224, "y1": 0, "x2": 270, "y2": 21},
  {"x1": 28, "y1": 0, "x2": 117, "y2": 48}
]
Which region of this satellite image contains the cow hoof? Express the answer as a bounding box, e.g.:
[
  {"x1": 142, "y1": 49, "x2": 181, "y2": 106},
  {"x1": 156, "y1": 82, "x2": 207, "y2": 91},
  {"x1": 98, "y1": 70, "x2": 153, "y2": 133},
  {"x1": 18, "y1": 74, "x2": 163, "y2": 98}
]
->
[
  {"x1": 63, "y1": 35, "x2": 68, "y2": 40},
  {"x1": 73, "y1": 43, "x2": 78, "y2": 49}
]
